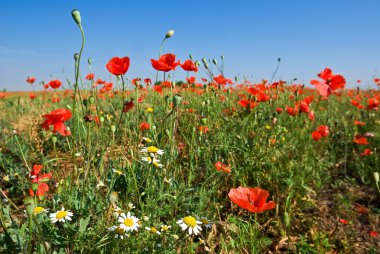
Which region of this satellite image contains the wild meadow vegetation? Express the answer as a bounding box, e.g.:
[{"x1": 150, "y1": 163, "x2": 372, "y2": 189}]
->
[{"x1": 0, "y1": 9, "x2": 379, "y2": 254}]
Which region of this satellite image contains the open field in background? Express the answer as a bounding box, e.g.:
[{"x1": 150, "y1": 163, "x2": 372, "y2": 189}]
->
[{"x1": 0, "y1": 9, "x2": 379, "y2": 254}]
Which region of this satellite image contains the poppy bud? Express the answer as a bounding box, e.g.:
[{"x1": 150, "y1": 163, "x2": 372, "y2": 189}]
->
[
  {"x1": 71, "y1": 9, "x2": 82, "y2": 26},
  {"x1": 84, "y1": 114, "x2": 93, "y2": 122},
  {"x1": 202, "y1": 58, "x2": 209, "y2": 69},
  {"x1": 189, "y1": 54, "x2": 193, "y2": 60},
  {"x1": 374, "y1": 172, "x2": 379, "y2": 184},
  {"x1": 83, "y1": 98, "x2": 88, "y2": 107},
  {"x1": 165, "y1": 29, "x2": 174, "y2": 38},
  {"x1": 88, "y1": 58, "x2": 92, "y2": 65},
  {"x1": 88, "y1": 96, "x2": 95, "y2": 104},
  {"x1": 201, "y1": 117, "x2": 207, "y2": 124},
  {"x1": 165, "y1": 95, "x2": 170, "y2": 105},
  {"x1": 221, "y1": 55, "x2": 224, "y2": 60},
  {"x1": 52, "y1": 136, "x2": 57, "y2": 144},
  {"x1": 110, "y1": 125, "x2": 116, "y2": 133},
  {"x1": 109, "y1": 191, "x2": 118, "y2": 204},
  {"x1": 212, "y1": 59, "x2": 218, "y2": 65},
  {"x1": 24, "y1": 198, "x2": 35, "y2": 217},
  {"x1": 31, "y1": 183, "x2": 39, "y2": 192},
  {"x1": 100, "y1": 116, "x2": 105, "y2": 123},
  {"x1": 195, "y1": 61, "x2": 200, "y2": 67},
  {"x1": 173, "y1": 94, "x2": 182, "y2": 108},
  {"x1": 74, "y1": 53, "x2": 79, "y2": 61}
]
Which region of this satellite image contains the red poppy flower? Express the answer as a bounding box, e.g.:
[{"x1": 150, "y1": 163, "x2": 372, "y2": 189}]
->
[
  {"x1": 181, "y1": 59, "x2": 198, "y2": 72},
  {"x1": 41, "y1": 108, "x2": 72, "y2": 136},
  {"x1": 316, "y1": 125, "x2": 329, "y2": 137},
  {"x1": 276, "y1": 108, "x2": 283, "y2": 114},
  {"x1": 106, "y1": 56, "x2": 130, "y2": 76},
  {"x1": 374, "y1": 78, "x2": 380, "y2": 85},
  {"x1": 29, "y1": 94, "x2": 37, "y2": 100},
  {"x1": 144, "y1": 78, "x2": 151, "y2": 86},
  {"x1": 353, "y1": 136, "x2": 369, "y2": 145},
  {"x1": 123, "y1": 99, "x2": 134, "y2": 113},
  {"x1": 29, "y1": 164, "x2": 52, "y2": 197},
  {"x1": 151, "y1": 53, "x2": 180, "y2": 72},
  {"x1": 367, "y1": 98, "x2": 379, "y2": 110},
  {"x1": 85, "y1": 73, "x2": 94, "y2": 80},
  {"x1": 299, "y1": 101, "x2": 310, "y2": 113},
  {"x1": 214, "y1": 74, "x2": 232, "y2": 86},
  {"x1": 360, "y1": 148, "x2": 373, "y2": 156},
  {"x1": 312, "y1": 130, "x2": 322, "y2": 141},
  {"x1": 310, "y1": 68, "x2": 346, "y2": 98},
  {"x1": 26, "y1": 77, "x2": 36, "y2": 84},
  {"x1": 308, "y1": 111, "x2": 315, "y2": 121},
  {"x1": 139, "y1": 122, "x2": 150, "y2": 131},
  {"x1": 369, "y1": 231, "x2": 378, "y2": 237},
  {"x1": 228, "y1": 186, "x2": 276, "y2": 213},
  {"x1": 339, "y1": 218, "x2": 348, "y2": 225},
  {"x1": 354, "y1": 120, "x2": 365, "y2": 126},
  {"x1": 49, "y1": 80, "x2": 62, "y2": 89},
  {"x1": 95, "y1": 78, "x2": 106, "y2": 85},
  {"x1": 214, "y1": 161, "x2": 231, "y2": 173},
  {"x1": 186, "y1": 76, "x2": 196, "y2": 84},
  {"x1": 153, "y1": 85, "x2": 163, "y2": 94},
  {"x1": 286, "y1": 106, "x2": 299, "y2": 116}
]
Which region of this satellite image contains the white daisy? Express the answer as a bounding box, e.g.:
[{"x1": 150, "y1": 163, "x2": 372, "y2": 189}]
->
[
  {"x1": 200, "y1": 218, "x2": 213, "y2": 229},
  {"x1": 108, "y1": 225, "x2": 129, "y2": 239},
  {"x1": 160, "y1": 224, "x2": 172, "y2": 232},
  {"x1": 145, "y1": 226, "x2": 161, "y2": 235},
  {"x1": 114, "y1": 206, "x2": 123, "y2": 217},
  {"x1": 140, "y1": 146, "x2": 164, "y2": 156},
  {"x1": 127, "y1": 203, "x2": 135, "y2": 211},
  {"x1": 112, "y1": 169, "x2": 124, "y2": 175},
  {"x1": 141, "y1": 157, "x2": 163, "y2": 168},
  {"x1": 50, "y1": 207, "x2": 73, "y2": 223},
  {"x1": 118, "y1": 212, "x2": 140, "y2": 232},
  {"x1": 177, "y1": 216, "x2": 202, "y2": 235},
  {"x1": 142, "y1": 137, "x2": 153, "y2": 143}
]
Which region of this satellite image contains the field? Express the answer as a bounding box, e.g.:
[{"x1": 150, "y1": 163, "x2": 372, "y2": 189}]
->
[{"x1": 0, "y1": 9, "x2": 379, "y2": 254}]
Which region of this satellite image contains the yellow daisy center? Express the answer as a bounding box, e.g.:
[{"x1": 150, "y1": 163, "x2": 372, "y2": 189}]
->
[
  {"x1": 124, "y1": 218, "x2": 134, "y2": 227},
  {"x1": 114, "y1": 170, "x2": 123, "y2": 175},
  {"x1": 147, "y1": 146, "x2": 158, "y2": 153},
  {"x1": 183, "y1": 216, "x2": 197, "y2": 228},
  {"x1": 150, "y1": 227, "x2": 157, "y2": 233},
  {"x1": 56, "y1": 211, "x2": 67, "y2": 219},
  {"x1": 153, "y1": 162, "x2": 160, "y2": 168},
  {"x1": 34, "y1": 207, "x2": 45, "y2": 215},
  {"x1": 161, "y1": 225, "x2": 170, "y2": 231},
  {"x1": 201, "y1": 218, "x2": 209, "y2": 224}
]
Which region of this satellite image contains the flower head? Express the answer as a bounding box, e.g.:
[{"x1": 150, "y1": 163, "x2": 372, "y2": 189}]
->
[
  {"x1": 177, "y1": 216, "x2": 202, "y2": 235},
  {"x1": 228, "y1": 186, "x2": 276, "y2": 213},
  {"x1": 118, "y1": 212, "x2": 140, "y2": 232},
  {"x1": 145, "y1": 226, "x2": 161, "y2": 235},
  {"x1": 42, "y1": 108, "x2": 72, "y2": 136},
  {"x1": 310, "y1": 68, "x2": 346, "y2": 98},
  {"x1": 108, "y1": 226, "x2": 129, "y2": 239},
  {"x1": 106, "y1": 57, "x2": 130, "y2": 76},
  {"x1": 140, "y1": 146, "x2": 164, "y2": 156},
  {"x1": 151, "y1": 53, "x2": 180, "y2": 72},
  {"x1": 50, "y1": 207, "x2": 73, "y2": 223}
]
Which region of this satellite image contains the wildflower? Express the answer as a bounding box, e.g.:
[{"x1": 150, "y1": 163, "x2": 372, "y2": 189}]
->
[
  {"x1": 34, "y1": 206, "x2": 48, "y2": 216},
  {"x1": 145, "y1": 226, "x2": 161, "y2": 235},
  {"x1": 214, "y1": 74, "x2": 232, "y2": 85},
  {"x1": 151, "y1": 53, "x2": 180, "y2": 72},
  {"x1": 161, "y1": 225, "x2": 172, "y2": 232},
  {"x1": 41, "y1": 108, "x2": 72, "y2": 136},
  {"x1": 123, "y1": 99, "x2": 134, "y2": 113},
  {"x1": 108, "y1": 226, "x2": 128, "y2": 239},
  {"x1": 114, "y1": 206, "x2": 124, "y2": 217},
  {"x1": 145, "y1": 107, "x2": 154, "y2": 113},
  {"x1": 177, "y1": 216, "x2": 202, "y2": 235},
  {"x1": 139, "y1": 122, "x2": 150, "y2": 131},
  {"x1": 310, "y1": 68, "x2": 346, "y2": 98},
  {"x1": 96, "y1": 180, "x2": 105, "y2": 190},
  {"x1": 118, "y1": 212, "x2": 140, "y2": 232},
  {"x1": 49, "y1": 80, "x2": 62, "y2": 89},
  {"x1": 369, "y1": 231, "x2": 378, "y2": 237},
  {"x1": 140, "y1": 146, "x2": 164, "y2": 156},
  {"x1": 353, "y1": 136, "x2": 369, "y2": 145},
  {"x1": 85, "y1": 73, "x2": 94, "y2": 80},
  {"x1": 127, "y1": 203, "x2": 135, "y2": 211},
  {"x1": 214, "y1": 161, "x2": 231, "y2": 173},
  {"x1": 228, "y1": 186, "x2": 276, "y2": 213},
  {"x1": 142, "y1": 137, "x2": 153, "y2": 143},
  {"x1": 112, "y1": 169, "x2": 124, "y2": 176},
  {"x1": 26, "y1": 77, "x2": 36, "y2": 84},
  {"x1": 181, "y1": 60, "x2": 198, "y2": 72},
  {"x1": 106, "y1": 57, "x2": 130, "y2": 76},
  {"x1": 339, "y1": 218, "x2": 348, "y2": 225},
  {"x1": 200, "y1": 218, "x2": 212, "y2": 229},
  {"x1": 2, "y1": 175, "x2": 9, "y2": 182},
  {"x1": 354, "y1": 120, "x2": 365, "y2": 126},
  {"x1": 50, "y1": 207, "x2": 73, "y2": 223},
  {"x1": 163, "y1": 177, "x2": 173, "y2": 185},
  {"x1": 361, "y1": 148, "x2": 373, "y2": 156},
  {"x1": 141, "y1": 156, "x2": 163, "y2": 168},
  {"x1": 29, "y1": 164, "x2": 52, "y2": 197}
]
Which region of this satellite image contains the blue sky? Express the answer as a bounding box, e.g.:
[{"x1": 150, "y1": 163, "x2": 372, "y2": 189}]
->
[{"x1": 1, "y1": 0, "x2": 379, "y2": 91}]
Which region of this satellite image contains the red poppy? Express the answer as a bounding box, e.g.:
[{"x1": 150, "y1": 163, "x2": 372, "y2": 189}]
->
[
  {"x1": 51, "y1": 97, "x2": 60, "y2": 103},
  {"x1": 186, "y1": 76, "x2": 196, "y2": 84},
  {"x1": 369, "y1": 231, "x2": 378, "y2": 237},
  {"x1": 286, "y1": 106, "x2": 299, "y2": 116},
  {"x1": 299, "y1": 101, "x2": 310, "y2": 113},
  {"x1": 354, "y1": 120, "x2": 365, "y2": 126},
  {"x1": 0, "y1": 92, "x2": 6, "y2": 99},
  {"x1": 339, "y1": 218, "x2": 348, "y2": 225},
  {"x1": 198, "y1": 126, "x2": 209, "y2": 134},
  {"x1": 26, "y1": 77, "x2": 36, "y2": 84},
  {"x1": 49, "y1": 80, "x2": 62, "y2": 89},
  {"x1": 41, "y1": 108, "x2": 72, "y2": 136},
  {"x1": 374, "y1": 78, "x2": 380, "y2": 85},
  {"x1": 95, "y1": 78, "x2": 106, "y2": 85},
  {"x1": 353, "y1": 136, "x2": 369, "y2": 145},
  {"x1": 106, "y1": 56, "x2": 130, "y2": 76},
  {"x1": 151, "y1": 53, "x2": 180, "y2": 72},
  {"x1": 360, "y1": 148, "x2": 373, "y2": 156},
  {"x1": 276, "y1": 108, "x2": 283, "y2": 114},
  {"x1": 123, "y1": 99, "x2": 134, "y2": 113},
  {"x1": 228, "y1": 186, "x2": 276, "y2": 213},
  {"x1": 29, "y1": 164, "x2": 52, "y2": 197},
  {"x1": 181, "y1": 59, "x2": 198, "y2": 72},
  {"x1": 85, "y1": 73, "x2": 94, "y2": 80},
  {"x1": 139, "y1": 122, "x2": 150, "y2": 131},
  {"x1": 367, "y1": 98, "x2": 379, "y2": 110},
  {"x1": 29, "y1": 94, "x2": 37, "y2": 100},
  {"x1": 312, "y1": 131, "x2": 322, "y2": 141},
  {"x1": 144, "y1": 78, "x2": 151, "y2": 86},
  {"x1": 214, "y1": 74, "x2": 232, "y2": 86},
  {"x1": 214, "y1": 161, "x2": 231, "y2": 173},
  {"x1": 317, "y1": 125, "x2": 329, "y2": 137},
  {"x1": 153, "y1": 85, "x2": 163, "y2": 94},
  {"x1": 310, "y1": 68, "x2": 346, "y2": 98},
  {"x1": 308, "y1": 111, "x2": 315, "y2": 121}
]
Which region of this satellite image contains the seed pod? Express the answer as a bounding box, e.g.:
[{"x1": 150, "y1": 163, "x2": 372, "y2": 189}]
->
[
  {"x1": 165, "y1": 30, "x2": 174, "y2": 38},
  {"x1": 71, "y1": 9, "x2": 82, "y2": 26},
  {"x1": 374, "y1": 172, "x2": 379, "y2": 184}
]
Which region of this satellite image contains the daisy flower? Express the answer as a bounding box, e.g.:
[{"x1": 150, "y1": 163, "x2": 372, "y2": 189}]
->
[
  {"x1": 145, "y1": 226, "x2": 161, "y2": 235},
  {"x1": 161, "y1": 224, "x2": 172, "y2": 232},
  {"x1": 127, "y1": 203, "x2": 135, "y2": 211},
  {"x1": 114, "y1": 206, "x2": 124, "y2": 217},
  {"x1": 141, "y1": 157, "x2": 163, "y2": 168},
  {"x1": 142, "y1": 137, "x2": 153, "y2": 143},
  {"x1": 118, "y1": 212, "x2": 140, "y2": 232},
  {"x1": 112, "y1": 169, "x2": 124, "y2": 175},
  {"x1": 140, "y1": 146, "x2": 164, "y2": 156},
  {"x1": 34, "y1": 206, "x2": 48, "y2": 216},
  {"x1": 108, "y1": 226, "x2": 128, "y2": 239},
  {"x1": 177, "y1": 216, "x2": 202, "y2": 235},
  {"x1": 50, "y1": 207, "x2": 73, "y2": 223},
  {"x1": 200, "y1": 218, "x2": 213, "y2": 229}
]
